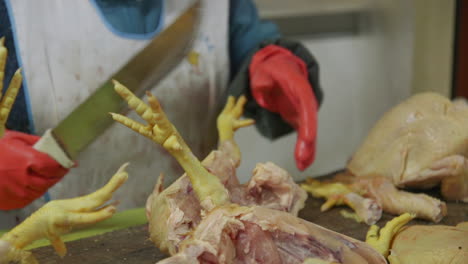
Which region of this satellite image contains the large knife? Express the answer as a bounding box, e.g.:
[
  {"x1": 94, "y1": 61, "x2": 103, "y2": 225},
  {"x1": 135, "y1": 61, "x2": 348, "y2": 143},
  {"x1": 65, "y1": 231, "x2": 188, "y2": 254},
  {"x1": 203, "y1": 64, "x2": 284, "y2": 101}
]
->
[{"x1": 33, "y1": 1, "x2": 201, "y2": 168}]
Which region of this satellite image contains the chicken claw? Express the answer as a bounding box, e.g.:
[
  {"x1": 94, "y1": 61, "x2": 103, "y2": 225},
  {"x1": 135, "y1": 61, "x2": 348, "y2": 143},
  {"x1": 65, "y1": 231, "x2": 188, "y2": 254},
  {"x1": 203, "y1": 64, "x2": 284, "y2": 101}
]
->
[
  {"x1": 217, "y1": 95, "x2": 254, "y2": 142},
  {"x1": 110, "y1": 80, "x2": 182, "y2": 147},
  {"x1": 365, "y1": 212, "x2": 415, "y2": 257},
  {"x1": 0, "y1": 163, "x2": 129, "y2": 262},
  {"x1": 111, "y1": 81, "x2": 229, "y2": 209},
  {"x1": 216, "y1": 95, "x2": 254, "y2": 163},
  {"x1": 0, "y1": 37, "x2": 22, "y2": 138}
]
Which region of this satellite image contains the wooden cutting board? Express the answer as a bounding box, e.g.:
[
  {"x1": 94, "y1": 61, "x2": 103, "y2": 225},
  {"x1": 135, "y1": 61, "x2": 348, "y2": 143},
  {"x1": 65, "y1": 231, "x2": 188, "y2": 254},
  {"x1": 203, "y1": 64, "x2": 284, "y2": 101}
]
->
[{"x1": 32, "y1": 173, "x2": 468, "y2": 264}]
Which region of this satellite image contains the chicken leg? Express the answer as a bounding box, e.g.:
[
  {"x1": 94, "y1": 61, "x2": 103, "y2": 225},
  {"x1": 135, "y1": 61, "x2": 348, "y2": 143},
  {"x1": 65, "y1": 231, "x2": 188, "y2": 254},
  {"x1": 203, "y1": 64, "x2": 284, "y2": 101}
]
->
[
  {"x1": 413, "y1": 155, "x2": 468, "y2": 202},
  {"x1": 110, "y1": 81, "x2": 255, "y2": 210},
  {"x1": 354, "y1": 176, "x2": 446, "y2": 222},
  {"x1": 0, "y1": 164, "x2": 129, "y2": 264},
  {"x1": 302, "y1": 176, "x2": 446, "y2": 223}
]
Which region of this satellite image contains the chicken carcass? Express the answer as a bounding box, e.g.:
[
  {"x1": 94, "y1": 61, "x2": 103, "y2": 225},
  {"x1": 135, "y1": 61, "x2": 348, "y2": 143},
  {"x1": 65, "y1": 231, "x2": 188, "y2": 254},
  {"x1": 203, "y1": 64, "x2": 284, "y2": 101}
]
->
[
  {"x1": 366, "y1": 213, "x2": 468, "y2": 264},
  {"x1": 0, "y1": 164, "x2": 129, "y2": 264},
  {"x1": 303, "y1": 92, "x2": 468, "y2": 223},
  {"x1": 386, "y1": 222, "x2": 468, "y2": 264},
  {"x1": 141, "y1": 94, "x2": 307, "y2": 255},
  {"x1": 111, "y1": 82, "x2": 387, "y2": 264}
]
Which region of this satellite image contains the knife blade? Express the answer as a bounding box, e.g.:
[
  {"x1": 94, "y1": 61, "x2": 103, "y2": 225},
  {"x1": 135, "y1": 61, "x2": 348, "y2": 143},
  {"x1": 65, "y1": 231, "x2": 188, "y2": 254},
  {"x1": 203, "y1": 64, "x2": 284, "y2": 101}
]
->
[{"x1": 33, "y1": 1, "x2": 201, "y2": 167}]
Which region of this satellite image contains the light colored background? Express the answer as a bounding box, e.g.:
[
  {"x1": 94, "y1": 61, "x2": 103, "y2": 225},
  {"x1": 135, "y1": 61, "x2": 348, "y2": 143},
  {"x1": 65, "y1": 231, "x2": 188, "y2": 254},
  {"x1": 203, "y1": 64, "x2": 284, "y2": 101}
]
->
[{"x1": 233, "y1": 0, "x2": 455, "y2": 183}]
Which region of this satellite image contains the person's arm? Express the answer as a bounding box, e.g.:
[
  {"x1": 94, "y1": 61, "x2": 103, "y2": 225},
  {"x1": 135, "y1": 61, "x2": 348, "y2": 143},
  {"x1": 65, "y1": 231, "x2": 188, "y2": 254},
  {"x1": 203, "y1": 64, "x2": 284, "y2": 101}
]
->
[
  {"x1": 228, "y1": 0, "x2": 280, "y2": 77},
  {"x1": 228, "y1": 0, "x2": 324, "y2": 171},
  {"x1": 1, "y1": 2, "x2": 70, "y2": 209},
  {"x1": 0, "y1": 65, "x2": 69, "y2": 210}
]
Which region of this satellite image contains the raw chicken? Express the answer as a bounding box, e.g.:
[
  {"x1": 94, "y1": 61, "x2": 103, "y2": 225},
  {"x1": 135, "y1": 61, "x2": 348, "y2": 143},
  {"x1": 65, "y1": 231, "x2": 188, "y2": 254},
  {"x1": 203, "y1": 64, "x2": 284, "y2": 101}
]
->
[
  {"x1": 156, "y1": 205, "x2": 386, "y2": 264},
  {"x1": 303, "y1": 92, "x2": 468, "y2": 223},
  {"x1": 0, "y1": 164, "x2": 129, "y2": 264},
  {"x1": 111, "y1": 80, "x2": 307, "y2": 255},
  {"x1": 145, "y1": 153, "x2": 308, "y2": 255},
  {"x1": 365, "y1": 213, "x2": 468, "y2": 264},
  {"x1": 111, "y1": 82, "x2": 386, "y2": 264},
  {"x1": 143, "y1": 110, "x2": 307, "y2": 255},
  {"x1": 387, "y1": 222, "x2": 468, "y2": 264},
  {"x1": 349, "y1": 92, "x2": 468, "y2": 201}
]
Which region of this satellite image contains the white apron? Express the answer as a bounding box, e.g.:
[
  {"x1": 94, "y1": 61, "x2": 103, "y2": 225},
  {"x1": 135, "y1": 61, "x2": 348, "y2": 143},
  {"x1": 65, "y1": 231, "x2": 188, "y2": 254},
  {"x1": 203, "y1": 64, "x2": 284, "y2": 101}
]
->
[{"x1": 1, "y1": 0, "x2": 229, "y2": 228}]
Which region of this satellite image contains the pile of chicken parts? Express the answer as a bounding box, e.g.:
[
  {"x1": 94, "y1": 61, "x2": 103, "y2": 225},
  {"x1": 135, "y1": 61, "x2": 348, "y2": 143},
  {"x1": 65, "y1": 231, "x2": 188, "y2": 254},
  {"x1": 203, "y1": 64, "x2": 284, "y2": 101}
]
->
[
  {"x1": 0, "y1": 69, "x2": 466, "y2": 263},
  {"x1": 110, "y1": 84, "x2": 466, "y2": 264}
]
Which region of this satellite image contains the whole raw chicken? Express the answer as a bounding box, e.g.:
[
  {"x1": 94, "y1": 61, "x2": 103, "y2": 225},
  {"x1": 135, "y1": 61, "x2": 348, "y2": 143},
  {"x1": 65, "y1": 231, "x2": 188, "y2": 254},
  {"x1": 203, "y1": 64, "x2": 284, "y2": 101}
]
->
[
  {"x1": 111, "y1": 82, "x2": 386, "y2": 264},
  {"x1": 350, "y1": 92, "x2": 468, "y2": 201},
  {"x1": 303, "y1": 92, "x2": 468, "y2": 224}
]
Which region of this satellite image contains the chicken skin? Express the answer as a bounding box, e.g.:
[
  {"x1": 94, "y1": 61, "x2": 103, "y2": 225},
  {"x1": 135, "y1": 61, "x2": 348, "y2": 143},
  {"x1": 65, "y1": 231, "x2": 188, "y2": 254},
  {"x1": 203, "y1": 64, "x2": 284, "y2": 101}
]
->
[{"x1": 303, "y1": 93, "x2": 468, "y2": 223}]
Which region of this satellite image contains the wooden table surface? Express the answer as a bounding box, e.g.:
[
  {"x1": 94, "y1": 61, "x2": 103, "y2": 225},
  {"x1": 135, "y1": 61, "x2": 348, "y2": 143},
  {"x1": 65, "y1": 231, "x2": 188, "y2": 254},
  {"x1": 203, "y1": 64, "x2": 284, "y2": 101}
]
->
[{"x1": 33, "y1": 173, "x2": 468, "y2": 263}]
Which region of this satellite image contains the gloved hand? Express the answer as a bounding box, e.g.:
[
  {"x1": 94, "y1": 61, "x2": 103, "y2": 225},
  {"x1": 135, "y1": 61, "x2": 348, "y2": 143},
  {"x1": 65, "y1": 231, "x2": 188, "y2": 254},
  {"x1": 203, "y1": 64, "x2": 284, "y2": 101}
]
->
[
  {"x1": 249, "y1": 45, "x2": 318, "y2": 171},
  {"x1": 0, "y1": 130, "x2": 70, "y2": 210}
]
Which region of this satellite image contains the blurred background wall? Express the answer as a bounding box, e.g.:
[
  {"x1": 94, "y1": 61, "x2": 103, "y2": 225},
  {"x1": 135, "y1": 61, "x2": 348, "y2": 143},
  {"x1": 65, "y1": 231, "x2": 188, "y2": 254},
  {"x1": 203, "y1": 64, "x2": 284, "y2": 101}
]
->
[{"x1": 234, "y1": 0, "x2": 456, "y2": 182}]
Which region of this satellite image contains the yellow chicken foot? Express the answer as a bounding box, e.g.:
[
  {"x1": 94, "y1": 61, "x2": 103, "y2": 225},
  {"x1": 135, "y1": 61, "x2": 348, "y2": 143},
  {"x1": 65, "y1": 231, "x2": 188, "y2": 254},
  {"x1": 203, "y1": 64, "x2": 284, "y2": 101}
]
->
[
  {"x1": 0, "y1": 163, "x2": 129, "y2": 262},
  {"x1": 0, "y1": 37, "x2": 22, "y2": 138},
  {"x1": 216, "y1": 95, "x2": 254, "y2": 164},
  {"x1": 111, "y1": 81, "x2": 229, "y2": 209},
  {"x1": 301, "y1": 179, "x2": 382, "y2": 225},
  {"x1": 217, "y1": 96, "x2": 254, "y2": 142},
  {"x1": 365, "y1": 212, "x2": 416, "y2": 257}
]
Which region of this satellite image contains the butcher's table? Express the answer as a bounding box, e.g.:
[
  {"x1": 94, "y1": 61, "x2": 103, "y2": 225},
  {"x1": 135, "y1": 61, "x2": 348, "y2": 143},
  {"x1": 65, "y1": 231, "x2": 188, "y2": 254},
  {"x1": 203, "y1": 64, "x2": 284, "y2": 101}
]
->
[{"x1": 26, "y1": 172, "x2": 468, "y2": 263}]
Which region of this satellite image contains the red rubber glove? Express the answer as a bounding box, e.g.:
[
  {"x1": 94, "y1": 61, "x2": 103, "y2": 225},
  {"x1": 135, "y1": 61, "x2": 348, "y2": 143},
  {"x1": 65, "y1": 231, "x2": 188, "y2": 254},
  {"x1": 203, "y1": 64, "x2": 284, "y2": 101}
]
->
[
  {"x1": 0, "y1": 130, "x2": 70, "y2": 210},
  {"x1": 249, "y1": 45, "x2": 318, "y2": 171}
]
